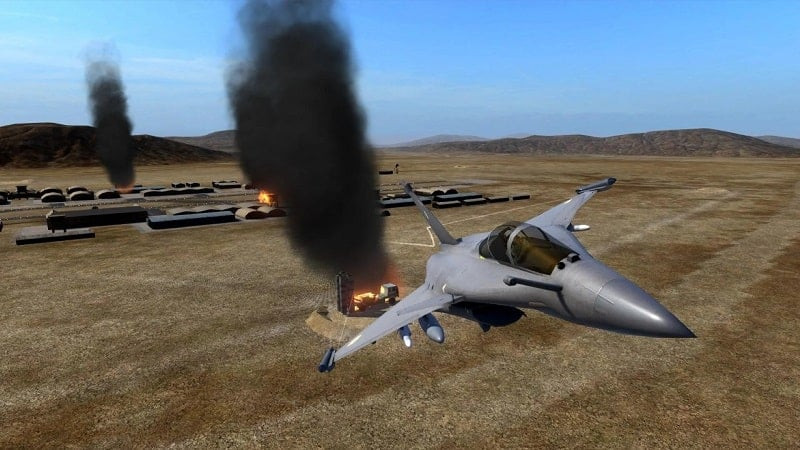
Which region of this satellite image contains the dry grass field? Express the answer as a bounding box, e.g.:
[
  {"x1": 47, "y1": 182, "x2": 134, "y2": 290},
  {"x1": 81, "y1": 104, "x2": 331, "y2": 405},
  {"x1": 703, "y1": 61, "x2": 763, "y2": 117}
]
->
[{"x1": 1, "y1": 154, "x2": 798, "y2": 448}]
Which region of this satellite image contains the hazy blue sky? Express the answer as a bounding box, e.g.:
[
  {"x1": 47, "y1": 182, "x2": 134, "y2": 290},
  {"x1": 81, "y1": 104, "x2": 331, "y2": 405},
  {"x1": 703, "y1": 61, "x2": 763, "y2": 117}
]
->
[{"x1": 1, "y1": 0, "x2": 798, "y2": 144}]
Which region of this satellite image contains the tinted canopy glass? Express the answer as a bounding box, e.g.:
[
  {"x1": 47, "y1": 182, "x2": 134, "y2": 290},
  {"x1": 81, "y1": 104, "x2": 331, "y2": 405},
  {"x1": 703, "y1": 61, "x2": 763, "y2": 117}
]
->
[
  {"x1": 508, "y1": 225, "x2": 573, "y2": 274},
  {"x1": 479, "y1": 221, "x2": 520, "y2": 263},
  {"x1": 480, "y1": 223, "x2": 574, "y2": 275}
]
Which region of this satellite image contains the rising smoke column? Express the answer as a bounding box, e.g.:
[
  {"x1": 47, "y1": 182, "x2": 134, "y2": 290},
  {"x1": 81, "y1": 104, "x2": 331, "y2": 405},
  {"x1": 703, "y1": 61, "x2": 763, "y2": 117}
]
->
[
  {"x1": 228, "y1": 0, "x2": 388, "y2": 284},
  {"x1": 85, "y1": 57, "x2": 136, "y2": 190}
]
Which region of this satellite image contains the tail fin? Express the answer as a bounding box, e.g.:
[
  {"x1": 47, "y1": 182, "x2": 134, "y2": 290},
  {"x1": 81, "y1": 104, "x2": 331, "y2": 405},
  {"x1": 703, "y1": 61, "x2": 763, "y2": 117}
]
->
[{"x1": 402, "y1": 183, "x2": 459, "y2": 245}]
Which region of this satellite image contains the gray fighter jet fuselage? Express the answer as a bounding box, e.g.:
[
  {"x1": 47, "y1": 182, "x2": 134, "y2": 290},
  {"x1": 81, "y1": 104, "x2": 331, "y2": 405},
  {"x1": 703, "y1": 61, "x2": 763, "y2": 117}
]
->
[
  {"x1": 421, "y1": 228, "x2": 692, "y2": 338},
  {"x1": 319, "y1": 178, "x2": 694, "y2": 372}
]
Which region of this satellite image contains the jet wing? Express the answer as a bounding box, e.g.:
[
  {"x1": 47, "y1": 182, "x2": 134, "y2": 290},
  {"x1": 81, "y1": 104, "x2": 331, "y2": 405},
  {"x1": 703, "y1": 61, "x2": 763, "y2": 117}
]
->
[
  {"x1": 525, "y1": 177, "x2": 619, "y2": 257},
  {"x1": 537, "y1": 224, "x2": 590, "y2": 257},
  {"x1": 526, "y1": 190, "x2": 596, "y2": 228},
  {"x1": 331, "y1": 285, "x2": 456, "y2": 364},
  {"x1": 523, "y1": 191, "x2": 594, "y2": 256},
  {"x1": 526, "y1": 177, "x2": 615, "y2": 229}
]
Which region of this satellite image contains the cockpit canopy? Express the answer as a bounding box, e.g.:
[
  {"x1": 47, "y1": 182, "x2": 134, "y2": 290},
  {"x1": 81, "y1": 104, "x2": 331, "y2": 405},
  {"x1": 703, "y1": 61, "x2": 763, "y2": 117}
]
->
[{"x1": 479, "y1": 222, "x2": 574, "y2": 275}]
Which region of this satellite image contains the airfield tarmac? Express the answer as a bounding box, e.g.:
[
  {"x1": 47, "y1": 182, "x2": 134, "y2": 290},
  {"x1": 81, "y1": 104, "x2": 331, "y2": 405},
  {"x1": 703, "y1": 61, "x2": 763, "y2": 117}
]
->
[{"x1": 1, "y1": 154, "x2": 798, "y2": 447}]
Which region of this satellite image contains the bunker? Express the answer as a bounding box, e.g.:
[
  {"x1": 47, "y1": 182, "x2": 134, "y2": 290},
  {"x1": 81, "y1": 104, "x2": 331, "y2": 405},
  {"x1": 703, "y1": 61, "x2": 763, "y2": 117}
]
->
[
  {"x1": 142, "y1": 189, "x2": 179, "y2": 197},
  {"x1": 212, "y1": 180, "x2": 241, "y2": 189},
  {"x1": 434, "y1": 192, "x2": 483, "y2": 202},
  {"x1": 380, "y1": 198, "x2": 414, "y2": 208},
  {"x1": 147, "y1": 211, "x2": 236, "y2": 229},
  {"x1": 462, "y1": 197, "x2": 488, "y2": 206},
  {"x1": 16, "y1": 227, "x2": 95, "y2": 245},
  {"x1": 432, "y1": 200, "x2": 462, "y2": 209},
  {"x1": 256, "y1": 206, "x2": 287, "y2": 217},
  {"x1": 46, "y1": 206, "x2": 148, "y2": 231},
  {"x1": 128, "y1": 186, "x2": 165, "y2": 194},
  {"x1": 68, "y1": 191, "x2": 94, "y2": 201},
  {"x1": 39, "y1": 187, "x2": 63, "y2": 196},
  {"x1": 166, "y1": 205, "x2": 239, "y2": 215},
  {"x1": 486, "y1": 195, "x2": 510, "y2": 203},
  {"x1": 96, "y1": 189, "x2": 121, "y2": 199},
  {"x1": 66, "y1": 186, "x2": 87, "y2": 195},
  {"x1": 415, "y1": 187, "x2": 445, "y2": 196},
  {"x1": 40, "y1": 192, "x2": 66, "y2": 203},
  {"x1": 235, "y1": 208, "x2": 269, "y2": 220},
  {"x1": 379, "y1": 196, "x2": 432, "y2": 208}
]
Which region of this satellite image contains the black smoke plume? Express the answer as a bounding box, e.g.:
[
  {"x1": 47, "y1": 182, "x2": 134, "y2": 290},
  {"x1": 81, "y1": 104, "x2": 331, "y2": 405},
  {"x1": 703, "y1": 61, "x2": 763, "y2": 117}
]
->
[
  {"x1": 85, "y1": 57, "x2": 136, "y2": 189},
  {"x1": 228, "y1": 0, "x2": 388, "y2": 284}
]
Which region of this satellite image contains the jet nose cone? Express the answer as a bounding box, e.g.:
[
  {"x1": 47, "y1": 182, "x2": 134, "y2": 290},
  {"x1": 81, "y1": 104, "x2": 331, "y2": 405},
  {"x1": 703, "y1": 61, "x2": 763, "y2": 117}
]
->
[{"x1": 595, "y1": 279, "x2": 695, "y2": 338}]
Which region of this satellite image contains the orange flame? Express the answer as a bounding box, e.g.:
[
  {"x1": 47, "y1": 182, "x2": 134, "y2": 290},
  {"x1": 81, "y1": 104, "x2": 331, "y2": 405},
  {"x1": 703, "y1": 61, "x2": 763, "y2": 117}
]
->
[
  {"x1": 348, "y1": 261, "x2": 404, "y2": 312},
  {"x1": 116, "y1": 183, "x2": 134, "y2": 194},
  {"x1": 258, "y1": 190, "x2": 271, "y2": 204},
  {"x1": 352, "y1": 261, "x2": 402, "y2": 294},
  {"x1": 352, "y1": 292, "x2": 378, "y2": 312}
]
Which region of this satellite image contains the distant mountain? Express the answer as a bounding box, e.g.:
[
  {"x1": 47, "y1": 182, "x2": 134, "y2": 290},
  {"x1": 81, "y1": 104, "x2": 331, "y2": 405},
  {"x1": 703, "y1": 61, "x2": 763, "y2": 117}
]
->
[
  {"x1": 168, "y1": 131, "x2": 492, "y2": 151},
  {"x1": 167, "y1": 130, "x2": 237, "y2": 154},
  {"x1": 391, "y1": 128, "x2": 799, "y2": 157},
  {"x1": 0, "y1": 123, "x2": 234, "y2": 168},
  {"x1": 384, "y1": 134, "x2": 488, "y2": 148},
  {"x1": 756, "y1": 135, "x2": 800, "y2": 149},
  {"x1": 157, "y1": 128, "x2": 800, "y2": 157}
]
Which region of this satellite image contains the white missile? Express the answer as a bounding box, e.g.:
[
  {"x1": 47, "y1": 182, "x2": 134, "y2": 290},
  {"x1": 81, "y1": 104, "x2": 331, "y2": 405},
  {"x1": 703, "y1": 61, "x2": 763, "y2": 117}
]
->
[{"x1": 397, "y1": 325, "x2": 412, "y2": 347}]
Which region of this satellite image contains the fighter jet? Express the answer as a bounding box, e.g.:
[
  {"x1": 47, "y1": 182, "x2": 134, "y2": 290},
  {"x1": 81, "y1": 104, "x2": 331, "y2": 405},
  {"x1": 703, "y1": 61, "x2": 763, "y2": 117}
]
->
[{"x1": 318, "y1": 178, "x2": 694, "y2": 372}]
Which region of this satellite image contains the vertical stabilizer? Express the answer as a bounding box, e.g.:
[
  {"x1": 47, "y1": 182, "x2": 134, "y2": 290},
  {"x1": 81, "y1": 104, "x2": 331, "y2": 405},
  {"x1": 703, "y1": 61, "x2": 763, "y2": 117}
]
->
[{"x1": 402, "y1": 183, "x2": 459, "y2": 245}]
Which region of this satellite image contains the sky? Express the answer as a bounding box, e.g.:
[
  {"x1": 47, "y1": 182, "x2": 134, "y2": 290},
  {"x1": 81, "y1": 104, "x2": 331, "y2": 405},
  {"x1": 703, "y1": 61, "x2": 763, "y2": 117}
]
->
[{"x1": 0, "y1": 0, "x2": 798, "y2": 145}]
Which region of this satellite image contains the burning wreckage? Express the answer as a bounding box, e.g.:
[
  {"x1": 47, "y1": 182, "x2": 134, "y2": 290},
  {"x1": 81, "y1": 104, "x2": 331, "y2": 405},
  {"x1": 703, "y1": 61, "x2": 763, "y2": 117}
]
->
[
  {"x1": 335, "y1": 272, "x2": 400, "y2": 316},
  {"x1": 329, "y1": 272, "x2": 439, "y2": 350}
]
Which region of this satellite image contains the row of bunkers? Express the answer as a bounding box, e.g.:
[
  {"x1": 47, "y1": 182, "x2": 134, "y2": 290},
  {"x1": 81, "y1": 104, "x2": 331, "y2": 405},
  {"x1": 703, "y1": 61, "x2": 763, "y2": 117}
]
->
[
  {"x1": 0, "y1": 180, "x2": 259, "y2": 205},
  {"x1": 15, "y1": 202, "x2": 288, "y2": 245},
  {"x1": 379, "y1": 186, "x2": 530, "y2": 209},
  {"x1": 8, "y1": 178, "x2": 532, "y2": 246}
]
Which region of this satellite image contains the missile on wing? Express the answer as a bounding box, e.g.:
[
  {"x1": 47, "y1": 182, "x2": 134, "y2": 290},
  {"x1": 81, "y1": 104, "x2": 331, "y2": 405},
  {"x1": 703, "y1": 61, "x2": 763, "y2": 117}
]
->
[
  {"x1": 397, "y1": 325, "x2": 412, "y2": 347},
  {"x1": 418, "y1": 313, "x2": 445, "y2": 343},
  {"x1": 569, "y1": 224, "x2": 591, "y2": 232},
  {"x1": 318, "y1": 347, "x2": 336, "y2": 372},
  {"x1": 575, "y1": 177, "x2": 616, "y2": 194}
]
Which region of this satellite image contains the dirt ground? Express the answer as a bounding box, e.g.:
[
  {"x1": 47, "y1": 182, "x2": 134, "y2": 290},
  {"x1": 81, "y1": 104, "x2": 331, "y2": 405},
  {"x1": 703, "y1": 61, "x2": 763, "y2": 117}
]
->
[{"x1": 1, "y1": 154, "x2": 798, "y2": 448}]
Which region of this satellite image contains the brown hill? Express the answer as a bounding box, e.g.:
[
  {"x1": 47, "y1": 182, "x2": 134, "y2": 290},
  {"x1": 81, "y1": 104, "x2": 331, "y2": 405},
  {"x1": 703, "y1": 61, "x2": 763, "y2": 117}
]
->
[
  {"x1": 0, "y1": 123, "x2": 235, "y2": 168},
  {"x1": 383, "y1": 134, "x2": 489, "y2": 147},
  {"x1": 167, "y1": 130, "x2": 237, "y2": 154},
  {"x1": 757, "y1": 135, "x2": 800, "y2": 149},
  {"x1": 394, "y1": 128, "x2": 799, "y2": 157}
]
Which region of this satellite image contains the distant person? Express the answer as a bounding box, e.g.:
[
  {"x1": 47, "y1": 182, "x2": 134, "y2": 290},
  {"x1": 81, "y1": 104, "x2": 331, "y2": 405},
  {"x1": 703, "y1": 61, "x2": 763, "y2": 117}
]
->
[{"x1": 395, "y1": 163, "x2": 400, "y2": 174}]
